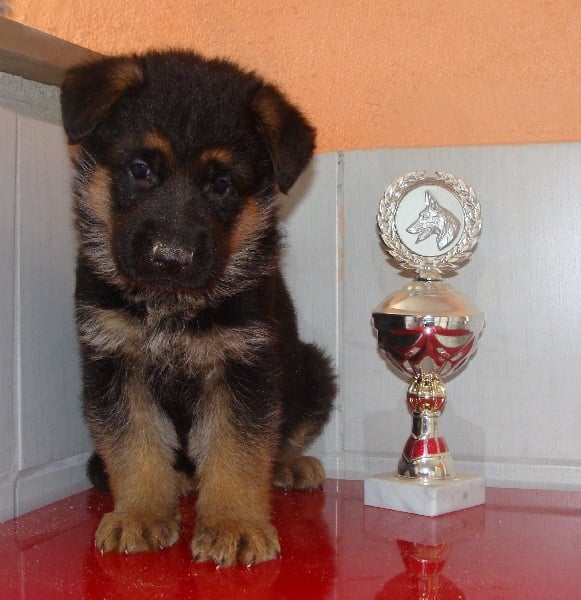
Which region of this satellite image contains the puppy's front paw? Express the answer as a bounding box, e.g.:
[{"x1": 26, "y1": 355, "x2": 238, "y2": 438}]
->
[
  {"x1": 192, "y1": 519, "x2": 281, "y2": 567},
  {"x1": 272, "y1": 455, "x2": 325, "y2": 490},
  {"x1": 95, "y1": 511, "x2": 180, "y2": 553}
]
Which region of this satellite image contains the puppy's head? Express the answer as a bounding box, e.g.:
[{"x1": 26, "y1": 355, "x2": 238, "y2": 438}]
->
[{"x1": 61, "y1": 50, "x2": 315, "y2": 301}]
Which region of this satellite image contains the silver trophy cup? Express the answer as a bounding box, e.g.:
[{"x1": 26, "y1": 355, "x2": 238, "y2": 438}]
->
[{"x1": 364, "y1": 171, "x2": 485, "y2": 516}]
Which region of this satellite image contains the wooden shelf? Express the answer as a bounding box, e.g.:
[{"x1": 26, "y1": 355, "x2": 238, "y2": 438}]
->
[{"x1": 0, "y1": 16, "x2": 101, "y2": 87}]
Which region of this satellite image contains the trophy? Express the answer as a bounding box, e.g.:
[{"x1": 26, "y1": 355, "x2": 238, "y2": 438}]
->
[{"x1": 364, "y1": 171, "x2": 485, "y2": 517}]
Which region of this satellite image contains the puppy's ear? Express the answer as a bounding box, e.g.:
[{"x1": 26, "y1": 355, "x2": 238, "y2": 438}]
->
[
  {"x1": 60, "y1": 56, "x2": 144, "y2": 144},
  {"x1": 252, "y1": 84, "x2": 316, "y2": 194}
]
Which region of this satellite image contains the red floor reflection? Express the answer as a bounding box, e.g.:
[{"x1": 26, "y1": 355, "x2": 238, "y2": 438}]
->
[{"x1": 0, "y1": 480, "x2": 579, "y2": 599}]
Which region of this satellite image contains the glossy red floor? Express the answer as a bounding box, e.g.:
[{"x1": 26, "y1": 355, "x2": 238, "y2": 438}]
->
[{"x1": 0, "y1": 480, "x2": 579, "y2": 599}]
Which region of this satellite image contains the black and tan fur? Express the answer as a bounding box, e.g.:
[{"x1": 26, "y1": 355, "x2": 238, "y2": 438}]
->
[{"x1": 60, "y1": 50, "x2": 335, "y2": 567}]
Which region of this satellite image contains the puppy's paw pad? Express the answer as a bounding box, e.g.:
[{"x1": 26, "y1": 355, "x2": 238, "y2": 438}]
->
[
  {"x1": 272, "y1": 455, "x2": 325, "y2": 490},
  {"x1": 95, "y1": 511, "x2": 180, "y2": 553},
  {"x1": 192, "y1": 520, "x2": 280, "y2": 567}
]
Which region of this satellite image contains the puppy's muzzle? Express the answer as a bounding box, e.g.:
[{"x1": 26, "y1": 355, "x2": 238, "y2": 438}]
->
[
  {"x1": 124, "y1": 221, "x2": 215, "y2": 290},
  {"x1": 152, "y1": 242, "x2": 195, "y2": 275}
]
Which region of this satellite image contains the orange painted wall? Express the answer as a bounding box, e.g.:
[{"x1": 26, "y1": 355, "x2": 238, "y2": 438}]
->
[{"x1": 10, "y1": 0, "x2": 580, "y2": 152}]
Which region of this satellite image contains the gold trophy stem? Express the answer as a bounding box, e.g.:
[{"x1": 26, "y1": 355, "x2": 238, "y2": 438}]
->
[{"x1": 397, "y1": 374, "x2": 456, "y2": 481}]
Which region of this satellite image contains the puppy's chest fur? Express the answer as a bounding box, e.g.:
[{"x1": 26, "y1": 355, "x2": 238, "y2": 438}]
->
[{"x1": 78, "y1": 298, "x2": 274, "y2": 377}]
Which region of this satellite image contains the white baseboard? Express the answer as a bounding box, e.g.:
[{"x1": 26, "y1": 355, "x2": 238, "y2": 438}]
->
[
  {"x1": 320, "y1": 453, "x2": 581, "y2": 491},
  {"x1": 0, "y1": 472, "x2": 16, "y2": 522},
  {"x1": 14, "y1": 452, "x2": 92, "y2": 517}
]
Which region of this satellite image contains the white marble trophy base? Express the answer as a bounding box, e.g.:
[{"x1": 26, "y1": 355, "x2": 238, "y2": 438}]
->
[{"x1": 364, "y1": 472, "x2": 485, "y2": 517}]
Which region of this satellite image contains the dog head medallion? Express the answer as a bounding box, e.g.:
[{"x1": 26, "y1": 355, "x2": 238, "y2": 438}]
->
[{"x1": 378, "y1": 171, "x2": 481, "y2": 280}]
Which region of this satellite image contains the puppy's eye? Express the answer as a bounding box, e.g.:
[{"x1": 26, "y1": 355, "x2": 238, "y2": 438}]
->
[
  {"x1": 129, "y1": 160, "x2": 152, "y2": 181},
  {"x1": 209, "y1": 177, "x2": 231, "y2": 196}
]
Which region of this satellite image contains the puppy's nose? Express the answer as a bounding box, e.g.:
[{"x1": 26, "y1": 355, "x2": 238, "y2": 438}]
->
[{"x1": 151, "y1": 242, "x2": 194, "y2": 275}]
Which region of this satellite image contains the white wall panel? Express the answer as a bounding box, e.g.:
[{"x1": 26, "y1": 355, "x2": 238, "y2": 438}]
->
[
  {"x1": 16, "y1": 115, "x2": 90, "y2": 474},
  {"x1": 13, "y1": 113, "x2": 91, "y2": 515},
  {"x1": 0, "y1": 106, "x2": 17, "y2": 521},
  {"x1": 281, "y1": 153, "x2": 341, "y2": 459}
]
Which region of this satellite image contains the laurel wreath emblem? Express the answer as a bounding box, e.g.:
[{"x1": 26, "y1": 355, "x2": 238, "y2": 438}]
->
[{"x1": 378, "y1": 171, "x2": 482, "y2": 276}]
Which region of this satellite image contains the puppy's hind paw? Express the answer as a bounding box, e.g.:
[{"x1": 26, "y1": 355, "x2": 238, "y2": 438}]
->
[{"x1": 272, "y1": 455, "x2": 325, "y2": 490}]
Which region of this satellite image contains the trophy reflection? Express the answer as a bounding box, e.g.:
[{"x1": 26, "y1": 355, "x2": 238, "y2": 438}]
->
[
  {"x1": 376, "y1": 540, "x2": 466, "y2": 600},
  {"x1": 364, "y1": 171, "x2": 485, "y2": 516}
]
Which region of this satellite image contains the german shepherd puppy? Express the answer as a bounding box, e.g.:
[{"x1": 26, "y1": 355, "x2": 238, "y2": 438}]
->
[{"x1": 60, "y1": 50, "x2": 335, "y2": 567}]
